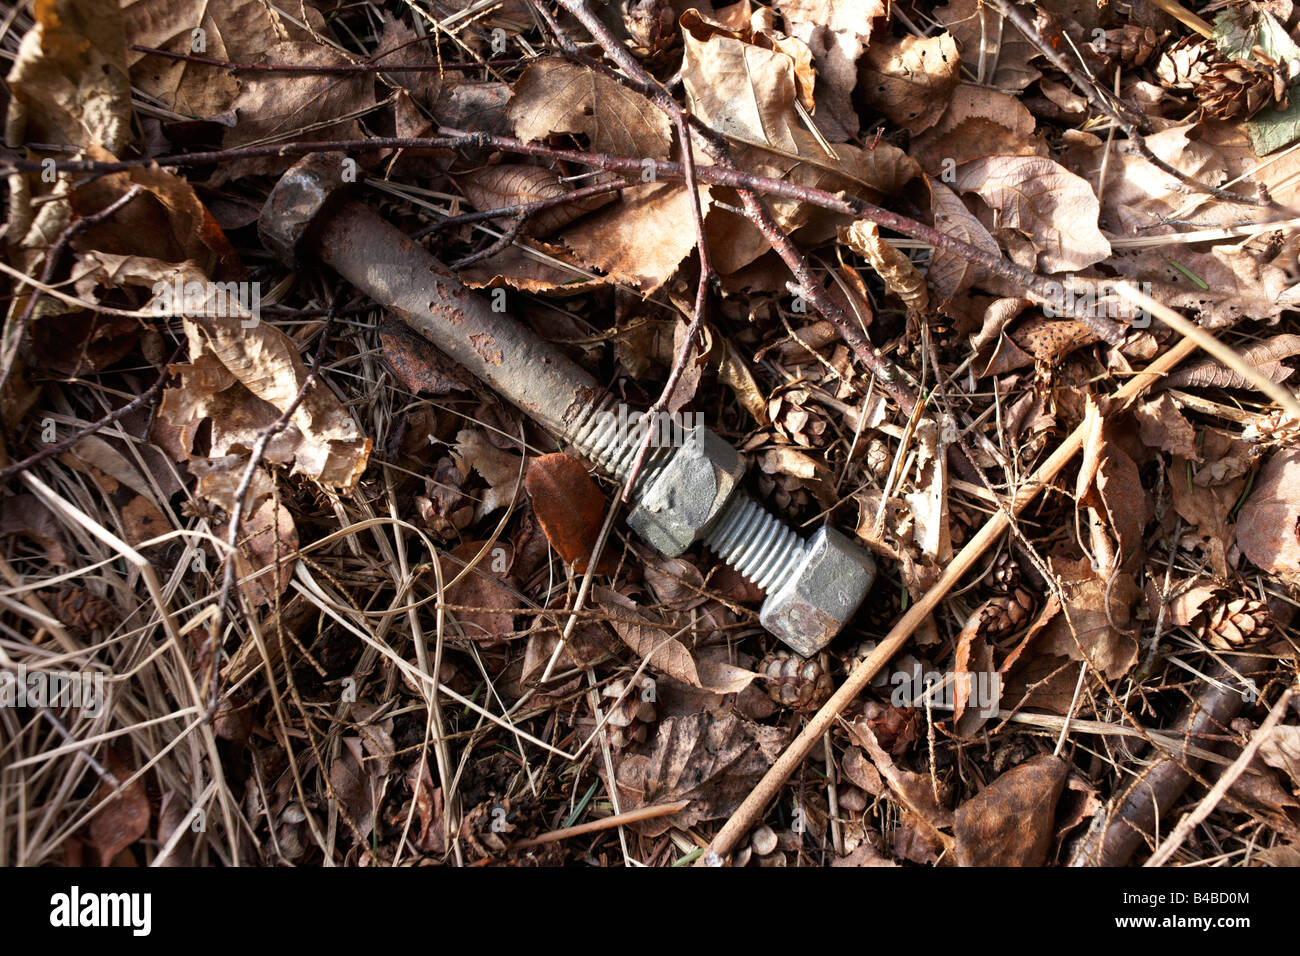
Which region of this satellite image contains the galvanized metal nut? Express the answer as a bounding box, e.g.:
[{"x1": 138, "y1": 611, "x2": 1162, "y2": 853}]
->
[
  {"x1": 759, "y1": 527, "x2": 878, "y2": 658},
  {"x1": 625, "y1": 425, "x2": 746, "y2": 557}
]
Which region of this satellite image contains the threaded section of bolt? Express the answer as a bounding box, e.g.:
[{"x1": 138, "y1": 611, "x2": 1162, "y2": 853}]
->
[
  {"x1": 566, "y1": 393, "x2": 671, "y2": 493},
  {"x1": 704, "y1": 493, "x2": 805, "y2": 593}
]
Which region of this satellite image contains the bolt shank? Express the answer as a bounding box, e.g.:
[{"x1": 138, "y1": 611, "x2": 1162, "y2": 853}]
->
[{"x1": 313, "y1": 199, "x2": 600, "y2": 439}]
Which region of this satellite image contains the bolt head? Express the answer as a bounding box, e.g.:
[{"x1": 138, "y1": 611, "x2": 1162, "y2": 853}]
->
[
  {"x1": 760, "y1": 526, "x2": 876, "y2": 657},
  {"x1": 626, "y1": 426, "x2": 746, "y2": 557},
  {"x1": 258, "y1": 151, "x2": 353, "y2": 267}
]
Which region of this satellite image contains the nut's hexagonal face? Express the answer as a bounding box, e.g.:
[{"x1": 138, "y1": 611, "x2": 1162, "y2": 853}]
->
[
  {"x1": 626, "y1": 426, "x2": 745, "y2": 557},
  {"x1": 760, "y1": 527, "x2": 876, "y2": 657},
  {"x1": 258, "y1": 151, "x2": 352, "y2": 267}
]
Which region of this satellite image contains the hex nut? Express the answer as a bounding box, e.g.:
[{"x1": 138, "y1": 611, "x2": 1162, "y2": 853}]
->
[
  {"x1": 258, "y1": 151, "x2": 355, "y2": 267},
  {"x1": 759, "y1": 526, "x2": 876, "y2": 657},
  {"x1": 626, "y1": 425, "x2": 746, "y2": 557}
]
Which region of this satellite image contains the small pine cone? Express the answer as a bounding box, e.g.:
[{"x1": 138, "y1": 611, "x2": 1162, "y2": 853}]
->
[
  {"x1": 1195, "y1": 59, "x2": 1288, "y2": 119},
  {"x1": 1202, "y1": 598, "x2": 1274, "y2": 650},
  {"x1": 760, "y1": 649, "x2": 833, "y2": 710},
  {"x1": 44, "y1": 586, "x2": 119, "y2": 634},
  {"x1": 990, "y1": 551, "x2": 1021, "y2": 593},
  {"x1": 864, "y1": 437, "x2": 891, "y2": 477},
  {"x1": 980, "y1": 587, "x2": 1036, "y2": 638},
  {"x1": 602, "y1": 677, "x2": 657, "y2": 748},
  {"x1": 838, "y1": 640, "x2": 889, "y2": 689}
]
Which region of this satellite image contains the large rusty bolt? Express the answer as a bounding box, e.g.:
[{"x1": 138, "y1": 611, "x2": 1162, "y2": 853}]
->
[{"x1": 257, "y1": 154, "x2": 875, "y2": 656}]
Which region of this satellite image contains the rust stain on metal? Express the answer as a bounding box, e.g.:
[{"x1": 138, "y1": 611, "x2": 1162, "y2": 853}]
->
[
  {"x1": 470, "y1": 332, "x2": 503, "y2": 366},
  {"x1": 429, "y1": 282, "x2": 466, "y2": 323}
]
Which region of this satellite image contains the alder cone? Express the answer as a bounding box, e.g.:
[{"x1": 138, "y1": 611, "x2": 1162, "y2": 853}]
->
[
  {"x1": 760, "y1": 649, "x2": 833, "y2": 710},
  {"x1": 1202, "y1": 598, "x2": 1274, "y2": 650}
]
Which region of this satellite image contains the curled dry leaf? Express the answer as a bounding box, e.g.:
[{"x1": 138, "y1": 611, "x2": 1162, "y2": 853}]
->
[
  {"x1": 507, "y1": 57, "x2": 671, "y2": 160},
  {"x1": 858, "y1": 32, "x2": 961, "y2": 135},
  {"x1": 594, "y1": 586, "x2": 757, "y2": 694},
  {"x1": 1133, "y1": 393, "x2": 1199, "y2": 460},
  {"x1": 192, "y1": 456, "x2": 298, "y2": 607},
  {"x1": 454, "y1": 429, "x2": 524, "y2": 517},
  {"x1": 613, "y1": 711, "x2": 788, "y2": 837},
  {"x1": 840, "y1": 220, "x2": 930, "y2": 314},
  {"x1": 457, "y1": 165, "x2": 617, "y2": 238},
  {"x1": 522, "y1": 453, "x2": 612, "y2": 575},
  {"x1": 150, "y1": 264, "x2": 371, "y2": 493},
  {"x1": 1163, "y1": 333, "x2": 1300, "y2": 391},
  {"x1": 953, "y1": 754, "x2": 1069, "y2": 866},
  {"x1": 848, "y1": 719, "x2": 954, "y2": 839},
  {"x1": 1236, "y1": 448, "x2": 1300, "y2": 583},
  {"x1": 771, "y1": 0, "x2": 888, "y2": 139},
  {"x1": 5, "y1": 0, "x2": 133, "y2": 155},
  {"x1": 954, "y1": 156, "x2": 1111, "y2": 273},
  {"x1": 438, "y1": 541, "x2": 517, "y2": 644}
]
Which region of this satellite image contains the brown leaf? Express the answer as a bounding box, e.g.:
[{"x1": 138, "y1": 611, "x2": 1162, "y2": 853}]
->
[
  {"x1": 1037, "y1": 556, "x2": 1139, "y2": 681},
  {"x1": 557, "y1": 182, "x2": 712, "y2": 295},
  {"x1": 848, "y1": 719, "x2": 954, "y2": 836},
  {"x1": 859, "y1": 33, "x2": 960, "y2": 135},
  {"x1": 192, "y1": 457, "x2": 298, "y2": 606},
  {"x1": 954, "y1": 156, "x2": 1111, "y2": 273},
  {"x1": 454, "y1": 429, "x2": 524, "y2": 517},
  {"x1": 508, "y1": 57, "x2": 671, "y2": 160},
  {"x1": 435, "y1": 541, "x2": 516, "y2": 643},
  {"x1": 1164, "y1": 334, "x2": 1300, "y2": 391},
  {"x1": 612, "y1": 711, "x2": 788, "y2": 836},
  {"x1": 936, "y1": 0, "x2": 1042, "y2": 91},
  {"x1": 122, "y1": 0, "x2": 327, "y2": 118},
  {"x1": 214, "y1": 41, "x2": 375, "y2": 184},
  {"x1": 953, "y1": 754, "x2": 1069, "y2": 866},
  {"x1": 150, "y1": 267, "x2": 372, "y2": 492},
  {"x1": 771, "y1": 0, "x2": 888, "y2": 139},
  {"x1": 1258, "y1": 724, "x2": 1300, "y2": 793},
  {"x1": 927, "y1": 177, "x2": 1000, "y2": 306},
  {"x1": 458, "y1": 165, "x2": 617, "y2": 239},
  {"x1": 840, "y1": 220, "x2": 930, "y2": 314},
  {"x1": 1237, "y1": 448, "x2": 1300, "y2": 583},
  {"x1": 595, "y1": 587, "x2": 757, "y2": 694},
  {"x1": 5, "y1": 0, "x2": 133, "y2": 155},
  {"x1": 912, "y1": 84, "x2": 1040, "y2": 173},
  {"x1": 523, "y1": 453, "x2": 612, "y2": 574},
  {"x1": 1133, "y1": 393, "x2": 1200, "y2": 460},
  {"x1": 1010, "y1": 317, "x2": 1098, "y2": 364},
  {"x1": 89, "y1": 748, "x2": 150, "y2": 865}
]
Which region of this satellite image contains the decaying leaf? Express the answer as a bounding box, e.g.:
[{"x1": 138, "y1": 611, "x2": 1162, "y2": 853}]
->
[
  {"x1": 457, "y1": 165, "x2": 618, "y2": 238},
  {"x1": 508, "y1": 57, "x2": 671, "y2": 160},
  {"x1": 858, "y1": 33, "x2": 960, "y2": 135},
  {"x1": 613, "y1": 711, "x2": 788, "y2": 836},
  {"x1": 840, "y1": 220, "x2": 930, "y2": 314},
  {"x1": 1236, "y1": 448, "x2": 1300, "y2": 583},
  {"x1": 1164, "y1": 334, "x2": 1300, "y2": 391},
  {"x1": 523, "y1": 453, "x2": 611, "y2": 574},
  {"x1": 89, "y1": 748, "x2": 150, "y2": 864},
  {"x1": 595, "y1": 587, "x2": 757, "y2": 694},
  {"x1": 954, "y1": 156, "x2": 1111, "y2": 273},
  {"x1": 953, "y1": 754, "x2": 1069, "y2": 866}
]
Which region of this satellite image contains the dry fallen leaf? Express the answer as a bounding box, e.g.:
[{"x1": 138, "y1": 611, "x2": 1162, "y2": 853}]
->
[
  {"x1": 595, "y1": 586, "x2": 757, "y2": 694},
  {"x1": 508, "y1": 57, "x2": 671, "y2": 160},
  {"x1": 953, "y1": 754, "x2": 1069, "y2": 866},
  {"x1": 89, "y1": 748, "x2": 150, "y2": 865},
  {"x1": 840, "y1": 220, "x2": 930, "y2": 314},
  {"x1": 613, "y1": 711, "x2": 788, "y2": 836},
  {"x1": 1236, "y1": 448, "x2": 1300, "y2": 583},
  {"x1": 858, "y1": 33, "x2": 960, "y2": 135},
  {"x1": 523, "y1": 453, "x2": 611, "y2": 574},
  {"x1": 954, "y1": 156, "x2": 1111, "y2": 273}
]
